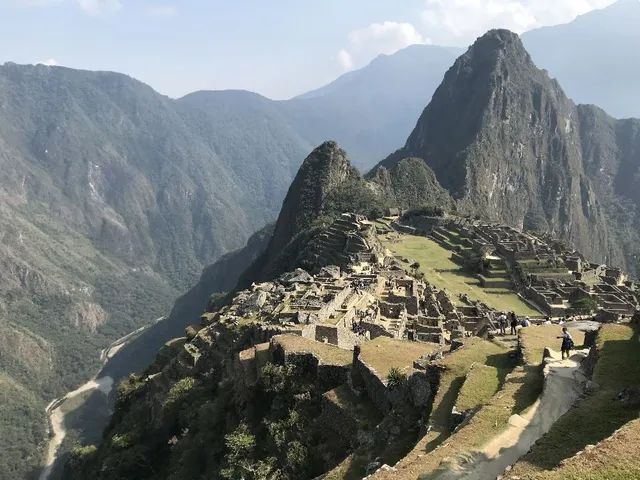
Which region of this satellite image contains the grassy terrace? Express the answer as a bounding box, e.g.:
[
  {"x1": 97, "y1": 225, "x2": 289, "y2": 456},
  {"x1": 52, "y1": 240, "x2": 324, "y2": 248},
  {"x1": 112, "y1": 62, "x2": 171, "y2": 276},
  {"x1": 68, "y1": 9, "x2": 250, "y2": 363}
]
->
[
  {"x1": 506, "y1": 324, "x2": 640, "y2": 479},
  {"x1": 415, "y1": 365, "x2": 543, "y2": 479},
  {"x1": 359, "y1": 337, "x2": 440, "y2": 378},
  {"x1": 529, "y1": 418, "x2": 640, "y2": 480},
  {"x1": 379, "y1": 232, "x2": 538, "y2": 316},
  {"x1": 454, "y1": 364, "x2": 501, "y2": 413},
  {"x1": 519, "y1": 324, "x2": 586, "y2": 365},
  {"x1": 271, "y1": 334, "x2": 352, "y2": 366},
  {"x1": 346, "y1": 338, "x2": 519, "y2": 480}
]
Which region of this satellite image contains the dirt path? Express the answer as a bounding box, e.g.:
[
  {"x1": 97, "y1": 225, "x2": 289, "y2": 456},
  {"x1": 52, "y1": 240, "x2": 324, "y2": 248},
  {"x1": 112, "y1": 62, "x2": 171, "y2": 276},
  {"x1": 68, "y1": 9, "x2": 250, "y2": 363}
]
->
[{"x1": 425, "y1": 349, "x2": 589, "y2": 480}]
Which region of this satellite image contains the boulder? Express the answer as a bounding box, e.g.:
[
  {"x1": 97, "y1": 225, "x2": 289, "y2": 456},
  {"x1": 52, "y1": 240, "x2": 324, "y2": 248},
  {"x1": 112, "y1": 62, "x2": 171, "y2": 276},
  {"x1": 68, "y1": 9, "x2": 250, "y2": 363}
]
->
[
  {"x1": 279, "y1": 268, "x2": 314, "y2": 285},
  {"x1": 318, "y1": 265, "x2": 341, "y2": 280}
]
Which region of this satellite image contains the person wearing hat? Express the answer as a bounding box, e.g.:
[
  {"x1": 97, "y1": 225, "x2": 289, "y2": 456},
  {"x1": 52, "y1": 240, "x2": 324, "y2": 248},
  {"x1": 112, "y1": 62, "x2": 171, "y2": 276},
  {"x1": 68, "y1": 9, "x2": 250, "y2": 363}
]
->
[{"x1": 521, "y1": 316, "x2": 531, "y2": 328}]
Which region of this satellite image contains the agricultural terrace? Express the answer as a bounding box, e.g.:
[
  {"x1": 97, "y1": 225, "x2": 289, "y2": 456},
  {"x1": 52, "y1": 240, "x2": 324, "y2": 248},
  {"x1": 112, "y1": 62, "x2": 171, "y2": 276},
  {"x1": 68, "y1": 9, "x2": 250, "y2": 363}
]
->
[{"x1": 378, "y1": 232, "x2": 538, "y2": 316}]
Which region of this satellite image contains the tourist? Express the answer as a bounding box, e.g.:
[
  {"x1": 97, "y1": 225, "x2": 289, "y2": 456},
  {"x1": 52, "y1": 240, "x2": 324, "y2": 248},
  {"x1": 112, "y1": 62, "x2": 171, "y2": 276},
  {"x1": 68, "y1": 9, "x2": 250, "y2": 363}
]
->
[
  {"x1": 521, "y1": 316, "x2": 531, "y2": 328},
  {"x1": 498, "y1": 313, "x2": 507, "y2": 336},
  {"x1": 557, "y1": 327, "x2": 575, "y2": 360},
  {"x1": 510, "y1": 312, "x2": 518, "y2": 335}
]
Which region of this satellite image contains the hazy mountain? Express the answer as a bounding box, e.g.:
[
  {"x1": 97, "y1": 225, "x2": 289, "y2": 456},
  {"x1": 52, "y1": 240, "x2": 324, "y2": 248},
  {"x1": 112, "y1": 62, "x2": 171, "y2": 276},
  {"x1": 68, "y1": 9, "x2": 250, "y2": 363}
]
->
[
  {"x1": 521, "y1": 0, "x2": 640, "y2": 120},
  {"x1": 0, "y1": 63, "x2": 311, "y2": 480},
  {"x1": 373, "y1": 29, "x2": 640, "y2": 275},
  {"x1": 282, "y1": 45, "x2": 463, "y2": 170}
]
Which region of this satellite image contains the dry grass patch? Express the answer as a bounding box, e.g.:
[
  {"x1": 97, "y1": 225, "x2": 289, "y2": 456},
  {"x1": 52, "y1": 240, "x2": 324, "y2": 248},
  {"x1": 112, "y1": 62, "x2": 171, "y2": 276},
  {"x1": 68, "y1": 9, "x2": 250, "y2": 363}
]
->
[
  {"x1": 520, "y1": 325, "x2": 586, "y2": 366},
  {"x1": 379, "y1": 233, "x2": 538, "y2": 316},
  {"x1": 359, "y1": 337, "x2": 440, "y2": 378},
  {"x1": 271, "y1": 334, "x2": 352, "y2": 366}
]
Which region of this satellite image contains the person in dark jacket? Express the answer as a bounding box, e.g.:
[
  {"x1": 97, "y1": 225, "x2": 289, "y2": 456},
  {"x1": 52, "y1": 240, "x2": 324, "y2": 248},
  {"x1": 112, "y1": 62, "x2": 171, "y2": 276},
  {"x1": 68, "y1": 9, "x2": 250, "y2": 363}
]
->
[
  {"x1": 557, "y1": 327, "x2": 574, "y2": 359},
  {"x1": 510, "y1": 312, "x2": 518, "y2": 335}
]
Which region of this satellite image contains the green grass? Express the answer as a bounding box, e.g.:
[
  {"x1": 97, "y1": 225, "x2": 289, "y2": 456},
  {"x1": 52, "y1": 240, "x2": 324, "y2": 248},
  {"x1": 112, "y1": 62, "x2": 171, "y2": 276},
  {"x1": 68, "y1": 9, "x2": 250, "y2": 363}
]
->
[
  {"x1": 593, "y1": 324, "x2": 640, "y2": 389},
  {"x1": 455, "y1": 364, "x2": 501, "y2": 413},
  {"x1": 324, "y1": 338, "x2": 516, "y2": 480},
  {"x1": 526, "y1": 419, "x2": 640, "y2": 480},
  {"x1": 507, "y1": 324, "x2": 640, "y2": 479},
  {"x1": 380, "y1": 233, "x2": 539, "y2": 316},
  {"x1": 416, "y1": 366, "x2": 543, "y2": 479},
  {"x1": 519, "y1": 325, "x2": 587, "y2": 366}
]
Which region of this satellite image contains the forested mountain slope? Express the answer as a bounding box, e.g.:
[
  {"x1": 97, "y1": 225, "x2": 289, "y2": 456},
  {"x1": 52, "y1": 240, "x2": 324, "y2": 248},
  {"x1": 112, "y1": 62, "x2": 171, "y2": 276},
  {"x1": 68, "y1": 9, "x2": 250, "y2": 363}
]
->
[{"x1": 0, "y1": 62, "x2": 311, "y2": 480}]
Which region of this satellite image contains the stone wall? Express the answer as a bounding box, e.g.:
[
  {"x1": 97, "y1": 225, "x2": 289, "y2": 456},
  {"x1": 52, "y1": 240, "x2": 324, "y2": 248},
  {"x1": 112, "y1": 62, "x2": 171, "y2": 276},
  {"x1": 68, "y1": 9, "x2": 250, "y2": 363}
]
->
[
  {"x1": 387, "y1": 293, "x2": 419, "y2": 315},
  {"x1": 352, "y1": 356, "x2": 391, "y2": 414},
  {"x1": 403, "y1": 215, "x2": 449, "y2": 233},
  {"x1": 303, "y1": 323, "x2": 366, "y2": 349}
]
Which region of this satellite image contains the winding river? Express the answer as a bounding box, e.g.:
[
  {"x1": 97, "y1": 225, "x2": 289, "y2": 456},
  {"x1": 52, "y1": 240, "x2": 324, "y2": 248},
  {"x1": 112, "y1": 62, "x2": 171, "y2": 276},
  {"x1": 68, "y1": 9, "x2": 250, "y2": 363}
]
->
[{"x1": 38, "y1": 316, "x2": 167, "y2": 480}]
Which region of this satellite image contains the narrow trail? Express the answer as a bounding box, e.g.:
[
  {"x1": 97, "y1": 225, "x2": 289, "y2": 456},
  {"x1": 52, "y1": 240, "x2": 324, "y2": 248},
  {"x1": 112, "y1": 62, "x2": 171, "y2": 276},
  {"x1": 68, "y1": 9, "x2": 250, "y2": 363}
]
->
[{"x1": 426, "y1": 349, "x2": 589, "y2": 480}]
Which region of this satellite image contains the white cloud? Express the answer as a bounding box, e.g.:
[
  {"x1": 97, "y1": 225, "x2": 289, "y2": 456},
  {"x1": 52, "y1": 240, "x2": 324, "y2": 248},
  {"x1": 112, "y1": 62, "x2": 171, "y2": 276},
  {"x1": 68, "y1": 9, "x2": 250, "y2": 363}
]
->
[
  {"x1": 76, "y1": 0, "x2": 122, "y2": 15},
  {"x1": 38, "y1": 58, "x2": 59, "y2": 66},
  {"x1": 337, "y1": 49, "x2": 354, "y2": 71},
  {"x1": 420, "y1": 0, "x2": 618, "y2": 46},
  {"x1": 336, "y1": 21, "x2": 430, "y2": 71},
  {"x1": 148, "y1": 5, "x2": 178, "y2": 17}
]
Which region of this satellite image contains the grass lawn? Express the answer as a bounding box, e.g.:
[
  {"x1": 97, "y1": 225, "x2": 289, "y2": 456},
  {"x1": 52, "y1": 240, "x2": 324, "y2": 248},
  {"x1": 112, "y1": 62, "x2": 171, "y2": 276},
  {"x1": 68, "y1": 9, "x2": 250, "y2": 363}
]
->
[
  {"x1": 380, "y1": 233, "x2": 539, "y2": 316},
  {"x1": 528, "y1": 419, "x2": 640, "y2": 480},
  {"x1": 455, "y1": 364, "x2": 501, "y2": 413},
  {"x1": 519, "y1": 325, "x2": 586, "y2": 366},
  {"x1": 506, "y1": 324, "x2": 640, "y2": 479},
  {"x1": 271, "y1": 334, "x2": 352, "y2": 366},
  {"x1": 359, "y1": 337, "x2": 440, "y2": 379}
]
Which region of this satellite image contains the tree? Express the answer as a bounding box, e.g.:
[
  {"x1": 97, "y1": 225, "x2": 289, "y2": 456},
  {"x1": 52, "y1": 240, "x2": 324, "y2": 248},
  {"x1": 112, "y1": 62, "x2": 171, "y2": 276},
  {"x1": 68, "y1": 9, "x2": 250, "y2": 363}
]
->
[{"x1": 570, "y1": 297, "x2": 598, "y2": 314}]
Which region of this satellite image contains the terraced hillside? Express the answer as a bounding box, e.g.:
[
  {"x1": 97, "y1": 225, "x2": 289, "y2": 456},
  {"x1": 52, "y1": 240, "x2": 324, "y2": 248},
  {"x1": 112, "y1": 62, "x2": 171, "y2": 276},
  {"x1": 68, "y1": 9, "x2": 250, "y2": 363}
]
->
[{"x1": 377, "y1": 228, "x2": 539, "y2": 316}]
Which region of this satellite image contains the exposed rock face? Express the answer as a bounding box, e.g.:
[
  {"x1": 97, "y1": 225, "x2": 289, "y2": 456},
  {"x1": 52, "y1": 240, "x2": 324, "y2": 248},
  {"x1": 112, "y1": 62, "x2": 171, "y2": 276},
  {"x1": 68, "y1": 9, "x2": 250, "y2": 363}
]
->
[{"x1": 375, "y1": 29, "x2": 640, "y2": 274}]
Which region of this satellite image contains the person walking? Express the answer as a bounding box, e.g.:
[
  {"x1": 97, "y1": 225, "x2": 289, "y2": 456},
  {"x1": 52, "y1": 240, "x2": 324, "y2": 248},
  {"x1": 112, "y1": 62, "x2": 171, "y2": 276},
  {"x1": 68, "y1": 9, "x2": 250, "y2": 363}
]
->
[
  {"x1": 510, "y1": 312, "x2": 518, "y2": 335},
  {"x1": 498, "y1": 313, "x2": 507, "y2": 336},
  {"x1": 557, "y1": 327, "x2": 575, "y2": 360}
]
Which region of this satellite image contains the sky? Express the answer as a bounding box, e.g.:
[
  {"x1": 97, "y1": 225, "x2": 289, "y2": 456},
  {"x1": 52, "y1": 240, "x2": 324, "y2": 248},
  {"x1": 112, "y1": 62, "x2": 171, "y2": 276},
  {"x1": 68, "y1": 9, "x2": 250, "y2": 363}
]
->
[{"x1": 0, "y1": 0, "x2": 620, "y2": 99}]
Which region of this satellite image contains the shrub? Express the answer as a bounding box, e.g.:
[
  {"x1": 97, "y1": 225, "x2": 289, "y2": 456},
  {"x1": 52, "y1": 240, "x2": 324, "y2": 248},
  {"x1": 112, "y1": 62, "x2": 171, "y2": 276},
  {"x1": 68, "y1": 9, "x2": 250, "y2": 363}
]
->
[{"x1": 387, "y1": 367, "x2": 408, "y2": 387}]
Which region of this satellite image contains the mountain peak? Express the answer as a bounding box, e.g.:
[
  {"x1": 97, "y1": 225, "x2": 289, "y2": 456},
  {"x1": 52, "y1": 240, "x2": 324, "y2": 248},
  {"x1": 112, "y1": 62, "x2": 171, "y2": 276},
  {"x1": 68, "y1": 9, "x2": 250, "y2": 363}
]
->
[
  {"x1": 265, "y1": 141, "x2": 357, "y2": 258},
  {"x1": 464, "y1": 28, "x2": 530, "y2": 66}
]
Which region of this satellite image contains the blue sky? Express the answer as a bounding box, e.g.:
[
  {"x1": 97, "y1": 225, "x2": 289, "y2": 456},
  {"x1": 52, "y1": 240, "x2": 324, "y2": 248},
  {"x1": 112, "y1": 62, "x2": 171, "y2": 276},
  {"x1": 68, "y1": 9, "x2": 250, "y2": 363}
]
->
[{"x1": 0, "y1": 0, "x2": 618, "y2": 99}]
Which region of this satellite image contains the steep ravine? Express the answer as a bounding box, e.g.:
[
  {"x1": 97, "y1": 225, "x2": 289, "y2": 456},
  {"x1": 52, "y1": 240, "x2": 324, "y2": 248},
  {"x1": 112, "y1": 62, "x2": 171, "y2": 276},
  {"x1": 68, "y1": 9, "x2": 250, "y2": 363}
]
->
[{"x1": 38, "y1": 315, "x2": 167, "y2": 480}]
